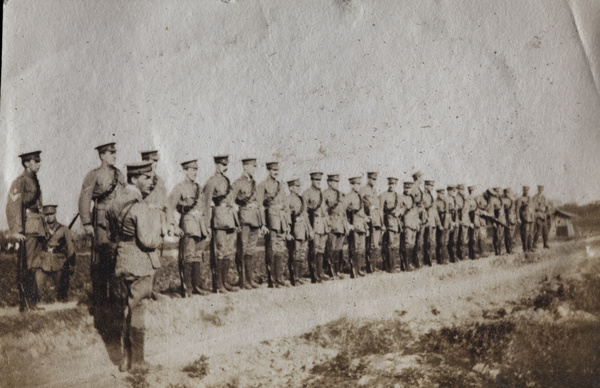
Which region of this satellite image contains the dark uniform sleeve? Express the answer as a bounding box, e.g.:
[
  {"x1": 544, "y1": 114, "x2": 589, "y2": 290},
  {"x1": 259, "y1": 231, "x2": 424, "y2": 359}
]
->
[{"x1": 6, "y1": 177, "x2": 24, "y2": 234}]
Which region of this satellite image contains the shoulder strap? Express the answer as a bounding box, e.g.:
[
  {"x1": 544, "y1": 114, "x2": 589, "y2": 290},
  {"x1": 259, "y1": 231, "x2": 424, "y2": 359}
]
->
[
  {"x1": 118, "y1": 199, "x2": 140, "y2": 235},
  {"x1": 95, "y1": 167, "x2": 119, "y2": 202}
]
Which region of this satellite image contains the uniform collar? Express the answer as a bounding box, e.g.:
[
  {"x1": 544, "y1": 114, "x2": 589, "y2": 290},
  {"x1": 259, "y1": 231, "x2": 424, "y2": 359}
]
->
[{"x1": 126, "y1": 184, "x2": 143, "y2": 200}]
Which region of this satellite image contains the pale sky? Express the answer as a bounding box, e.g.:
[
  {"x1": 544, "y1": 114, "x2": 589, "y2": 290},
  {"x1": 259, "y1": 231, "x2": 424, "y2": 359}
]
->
[{"x1": 2, "y1": 0, "x2": 600, "y2": 229}]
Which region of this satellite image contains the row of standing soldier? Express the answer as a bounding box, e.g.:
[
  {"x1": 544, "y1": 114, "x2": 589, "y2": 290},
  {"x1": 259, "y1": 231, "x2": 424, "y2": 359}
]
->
[{"x1": 6, "y1": 144, "x2": 551, "y2": 371}]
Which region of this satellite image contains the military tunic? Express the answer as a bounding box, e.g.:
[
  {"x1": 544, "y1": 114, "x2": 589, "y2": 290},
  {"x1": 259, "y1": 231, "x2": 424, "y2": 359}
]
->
[
  {"x1": 360, "y1": 184, "x2": 383, "y2": 268},
  {"x1": 409, "y1": 186, "x2": 426, "y2": 267},
  {"x1": 502, "y1": 194, "x2": 517, "y2": 254},
  {"x1": 423, "y1": 189, "x2": 441, "y2": 266},
  {"x1": 204, "y1": 172, "x2": 238, "y2": 261},
  {"x1": 455, "y1": 192, "x2": 467, "y2": 260},
  {"x1": 39, "y1": 221, "x2": 76, "y2": 301},
  {"x1": 324, "y1": 187, "x2": 348, "y2": 252},
  {"x1": 346, "y1": 189, "x2": 368, "y2": 274},
  {"x1": 463, "y1": 195, "x2": 480, "y2": 259},
  {"x1": 435, "y1": 194, "x2": 451, "y2": 264},
  {"x1": 399, "y1": 193, "x2": 418, "y2": 270},
  {"x1": 380, "y1": 189, "x2": 402, "y2": 272},
  {"x1": 532, "y1": 193, "x2": 549, "y2": 248},
  {"x1": 303, "y1": 186, "x2": 329, "y2": 254},
  {"x1": 288, "y1": 192, "x2": 312, "y2": 282},
  {"x1": 486, "y1": 194, "x2": 506, "y2": 256}
]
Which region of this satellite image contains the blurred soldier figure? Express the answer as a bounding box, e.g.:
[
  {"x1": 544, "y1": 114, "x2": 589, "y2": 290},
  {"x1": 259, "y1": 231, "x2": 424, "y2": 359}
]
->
[
  {"x1": 346, "y1": 177, "x2": 369, "y2": 277},
  {"x1": 140, "y1": 151, "x2": 168, "y2": 213},
  {"x1": 257, "y1": 162, "x2": 292, "y2": 288},
  {"x1": 446, "y1": 185, "x2": 458, "y2": 263},
  {"x1": 40, "y1": 205, "x2": 76, "y2": 302},
  {"x1": 455, "y1": 184, "x2": 467, "y2": 260},
  {"x1": 399, "y1": 181, "x2": 418, "y2": 271},
  {"x1": 422, "y1": 180, "x2": 441, "y2": 266},
  {"x1": 465, "y1": 186, "x2": 483, "y2": 259},
  {"x1": 517, "y1": 186, "x2": 535, "y2": 252},
  {"x1": 79, "y1": 142, "x2": 126, "y2": 307},
  {"x1": 486, "y1": 188, "x2": 507, "y2": 256},
  {"x1": 6, "y1": 151, "x2": 47, "y2": 311},
  {"x1": 324, "y1": 174, "x2": 349, "y2": 278},
  {"x1": 435, "y1": 187, "x2": 451, "y2": 264},
  {"x1": 360, "y1": 172, "x2": 384, "y2": 272},
  {"x1": 303, "y1": 172, "x2": 330, "y2": 283},
  {"x1": 107, "y1": 161, "x2": 164, "y2": 372},
  {"x1": 475, "y1": 188, "x2": 489, "y2": 257},
  {"x1": 409, "y1": 171, "x2": 426, "y2": 268},
  {"x1": 533, "y1": 185, "x2": 550, "y2": 249},
  {"x1": 204, "y1": 155, "x2": 239, "y2": 293},
  {"x1": 502, "y1": 188, "x2": 517, "y2": 254},
  {"x1": 169, "y1": 160, "x2": 211, "y2": 296},
  {"x1": 380, "y1": 177, "x2": 401, "y2": 272},
  {"x1": 231, "y1": 158, "x2": 267, "y2": 289},
  {"x1": 287, "y1": 178, "x2": 313, "y2": 285}
]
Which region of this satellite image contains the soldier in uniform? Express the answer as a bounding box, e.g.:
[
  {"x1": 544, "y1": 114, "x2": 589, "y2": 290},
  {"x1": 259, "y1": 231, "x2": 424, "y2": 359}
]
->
[
  {"x1": 516, "y1": 186, "x2": 535, "y2": 252},
  {"x1": 79, "y1": 142, "x2": 126, "y2": 307},
  {"x1": 455, "y1": 184, "x2": 467, "y2": 260},
  {"x1": 422, "y1": 180, "x2": 441, "y2": 266},
  {"x1": 231, "y1": 158, "x2": 267, "y2": 289},
  {"x1": 204, "y1": 155, "x2": 239, "y2": 293},
  {"x1": 532, "y1": 185, "x2": 550, "y2": 249},
  {"x1": 6, "y1": 151, "x2": 47, "y2": 311},
  {"x1": 380, "y1": 177, "x2": 401, "y2": 272},
  {"x1": 484, "y1": 188, "x2": 507, "y2": 256},
  {"x1": 140, "y1": 150, "x2": 168, "y2": 214},
  {"x1": 446, "y1": 185, "x2": 458, "y2": 263},
  {"x1": 360, "y1": 172, "x2": 384, "y2": 272},
  {"x1": 168, "y1": 160, "x2": 211, "y2": 296},
  {"x1": 303, "y1": 172, "x2": 330, "y2": 283},
  {"x1": 287, "y1": 178, "x2": 313, "y2": 285},
  {"x1": 257, "y1": 162, "x2": 292, "y2": 288},
  {"x1": 409, "y1": 171, "x2": 426, "y2": 268},
  {"x1": 346, "y1": 176, "x2": 369, "y2": 277},
  {"x1": 502, "y1": 188, "x2": 517, "y2": 254},
  {"x1": 475, "y1": 187, "x2": 489, "y2": 257},
  {"x1": 324, "y1": 174, "x2": 349, "y2": 278},
  {"x1": 399, "y1": 181, "x2": 418, "y2": 271},
  {"x1": 40, "y1": 205, "x2": 76, "y2": 302},
  {"x1": 107, "y1": 161, "x2": 164, "y2": 372},
  {"x1": 465, "y1": 185, "x2": 482, "y2": 259},
  {"x1": 435, "y1": 187, "x2": 451, "y2": 264}
]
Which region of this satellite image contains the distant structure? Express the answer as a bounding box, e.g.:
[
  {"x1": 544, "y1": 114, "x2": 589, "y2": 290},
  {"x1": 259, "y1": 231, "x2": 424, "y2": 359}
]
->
[{"x1": 550, "y1": 210, "x2": 577, "y2": 238}]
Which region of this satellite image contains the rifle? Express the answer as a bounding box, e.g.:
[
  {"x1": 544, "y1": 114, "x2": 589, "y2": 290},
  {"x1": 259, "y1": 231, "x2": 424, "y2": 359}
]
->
[
  {"x1": 210, "y1": 212, "x2": 218, "y2": 293},
  {"x1": 68, "y1": 213, "x2": 79, "y2": 229},
  {"x1": 480, "y1": 213, "x2": 508, "y2": 229},
  {"x1": 264, "y1": 209, "x2": 274, "y2": 288},
  {"x1": 178, "y1": 236, "x2": 187, "y2": 297},
  {"x1": 17, "y1": 205, "x2": 29, "y2": 311}
]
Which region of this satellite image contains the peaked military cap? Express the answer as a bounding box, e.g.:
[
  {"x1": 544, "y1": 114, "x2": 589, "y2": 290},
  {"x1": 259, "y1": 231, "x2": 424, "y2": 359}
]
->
[
  {"x1": 412, "y1": 170, "x2": 424, "y2": 180},
  {"x1": 537, "y1": 185, "x2": 544, "y2": 189},
  {"x1": 447, "y1": 185, "x2": 457, "y2": 190},
  {"x1": 310, "y1": 172, "x2": 323, "y2": 180},
  {"x1": 213, "y1": 155, "x2": 229, "y2": 165},
  {"x1": 95, "y1": 142, "x2": 116, "y2": 154},
  {"x1": 387, "y1": 177, "x2": 399, "y2": 184},
  {"x1": 424, "y1": 180, "x2": 435, "y2": 185},
  {"x1": 181, "y1": 159, "x2": 198, "y2": 169},
  {"x1": 492, "y1": 187, "x2": 501, "y2": 193},
  {"x1": 127, "y1": 161, "x2": 154, "y2": 176},
  {"x1": 522, "y1": 185, "x2": 530, "y2": 190},
  {"x1": 436, "y1": 188, "x2": 446, "y2": 193},
  {"x1": 18, "y1": 150, "x2": 42, "y2": 162},
  {"x1": 140, "y1": 150, "x2": 159, "y2": 161},
  {"x1": 43, "y1": 205, "x2": 58, "y2": 215},
  {"x1": 468, "y1": 185, "x2": 477, "y2": 191},
  {"x1": 367, "y1": 172, "x2": 379, "y2": 179},
  {"x1": 266, "y1": 161, "x2": 279, "y2": 170},
  {"x1": 403, "y1": 181, "x2": 414, "y2": 187},
  {"x1": 287, "y1": 178, "x2": 300, "y2": 186},
  {"x1": 241, "y1": 158, "x2": 257, "y2": 166},
  {"x1": 327, "y1": 174, "x2": 340, "y2": 182},
  {"x1": 349, "y1": 176, "x2": 362, "y2": 184},
  {"x1": 457, "y1": 184, "x2": 465, "y2": 190}
]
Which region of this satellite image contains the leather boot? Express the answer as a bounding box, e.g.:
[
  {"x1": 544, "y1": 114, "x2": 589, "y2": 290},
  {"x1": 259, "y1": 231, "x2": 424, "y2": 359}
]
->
[
  {"x1": 182, "y1": 262, "x2": 193, "y2": 297},
  {"x1": 192, "y1": 262, "x2": 209, "y2": 296},
  {"x1": 130, "y1": 327, "x2": 158, "y2": 372},
  {"x1": 295, "y1": 261, "x2": 306, "y2": 285},
  {"x1": 315, "y1": 254, "x2": 324, "y2": 282},
  {"x1": 215, "y1": 260, "x2": 227, "y2": 293},
  {"x1": 244, "y1": 255, "x2": 258, "y2": 289},
  {"x1": 222, "y1": 259, "x2": 239, "y2": 292},
  {"x1": 275, "y1": 254, "x2": 290, "y2": 287}
]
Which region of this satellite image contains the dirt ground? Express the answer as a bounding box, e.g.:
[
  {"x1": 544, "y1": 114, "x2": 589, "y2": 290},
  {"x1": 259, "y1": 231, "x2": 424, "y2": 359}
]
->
[{"x1": 1, "y1": 233, "x2": 599, "y2": 388}]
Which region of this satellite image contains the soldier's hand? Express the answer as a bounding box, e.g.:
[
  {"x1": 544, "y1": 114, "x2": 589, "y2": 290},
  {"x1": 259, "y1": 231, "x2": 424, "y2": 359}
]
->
[
  {"x1": 260, "y1": 226, "x2": 269, "y2": 236},
  {"x1": 13, "y1": 233, "x2": 26, "y2": 241},
  {"x1": 84, "y1": 225, "x2": 95, "y2": 237},
  {"x1": 285, "y1": 232, "x2": 294, "y2": 241},
  {"x1": 382, "y1": 226, "x2": 387, "y2": 232},
  {"x1": 309, "y1": 231, "x2": 315, "y2": 240}
]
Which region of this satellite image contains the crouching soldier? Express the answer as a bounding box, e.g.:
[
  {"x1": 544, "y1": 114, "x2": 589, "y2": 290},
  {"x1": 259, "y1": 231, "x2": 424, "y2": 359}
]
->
[
  {"x1": 287, "y1": 178, "x2": 313, "y2": 285},
  {"x1": 107, "y1": 161, "x2": 165, "y2": 372},
  {"x1": 39, "y1": 205, "x2": 76, "y2": 302}
]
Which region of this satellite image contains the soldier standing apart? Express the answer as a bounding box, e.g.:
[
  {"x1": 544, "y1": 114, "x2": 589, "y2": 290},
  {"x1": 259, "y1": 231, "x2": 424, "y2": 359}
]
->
[
  {"x1": 409, "y1": 172, "x2": 426, "y2": 268},
  {"x1": 446, "y1": 185, "x2": 458, "y2": 263},
  {"x1": 532, "y1": 185, "x2": 550, "y2": 249},
  {"x1": 40, "y1": 205, "x2": 76, "y2": 302},
  {"x1": 303, "y1": 172, "x2": 330, "y2": 283},
  {"x1": 346, "y1": 177, "x2": 369, "y2": 277},
  {"x1": 204, "y1": 155, "x2": 239, "y2": 293},
  {"x1": 455, "y1": 184, "x2": 467, "y2": 260},
  {"x1": 168, "y1": 160, "x2": 211, "y2": 296},
  {"x1": 465, "y1": 186, "x2": 482, "y2": 259},
  {"x1": 360, "y1": 172, "x2": 384, "y2": 272},
  {"x1": 287, "y1": 178, "x2": 313, "y2": 285},
  {"x1": 399, "y1": 181, "x2": 418, "y2": 271},
  {"x1": 324, "y1": 174, "x2": 349, "y2": 278},
  {"x1": 435, "y1": 187, "x2": 451, "y2": 264},
  {"x1": 516, "y1": 186, "x2": 535, "y2": 252},
  {"x1": 107, "y1": 162, "x2": 164, "y2": 372},
  {"x1": 380, "y1": 177, "x2": 401, "y2": 272},
  {"x1": 502, "y1": 188, "x2": 517, "y2": 254},
  {"x1": 231, "y1": 158, "x2": 267, "y2": 289},
  {"x1": 422, "y1": 180, "x2": 441, "y2": 266},
  {"x1": 6, "y1": 151, "x2": 47, "y2": 311},
  {"x1": 79, "y1": 143, "x2": 126, "y2": 308},
  {"x1": 257, "y1": 162, "x2": 292, "y2": 288}
]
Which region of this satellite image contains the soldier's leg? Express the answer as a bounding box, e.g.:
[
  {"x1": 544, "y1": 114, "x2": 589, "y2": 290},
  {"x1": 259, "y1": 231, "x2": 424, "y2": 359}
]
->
[
  {"x1": 126, "y1": 274, "x2": 155, "y2": 371},
  {"x1": 241, "y1": 225, "x2": 259, "y2": 289},
  {"x1": 447, "y1": 229, "x2": 455, "y2": 263},
  {"x1": 527, "y1": 223, "x2": 535, "y2": 252},
  {"x1": 404, "y1": 229, "x2": 417, "y2": 271},
  {"x1": 371, "y1": 228, "x2": 383, "y2": 271},
  {"x1": 441, "y1": 229, "x2": 451, "y2": 264},
  {"x1": 542, "y1": 220, "x2": 549, "y2": 248},
  {"x1": 504, "y1": 226, "x2": 512, "y2": 254},
  {"x1": 275, "y1": 231, "x2": 290, "y2": 287},
  {"x1": 35, "y1": 270, "x2": 54, "y2": 303},
  {"x1": 191, "y1": 240, "x2": 209, "y2": 296},
  {"x1": 533, "y1": 221, "x2": 540, "y2": 247},
  {"x1": 314, "y1": 233, "x2": 327, "y2": 282},
  {"x1": 221, "y1": 230, "x2": 239, "y2": 292},
  {"x1": 389, "y1": 232, "x2": 400, "y2": 272},
  {"x1": 354, "y1": 232, "x2": 366, "y2": 276},
  {"x1": 294, "y1": 240, "x2": 308, "y2": 285},
  {"x1": 25, "y1": 236, "x2": 44, "y2": 307},
  {"x1": 57, "y1": 261, "x2": 70, "y2": 301},
  {"x1": 413, "y1": 229, "x2": 424, "y2": 268},
  {"x1": 460, "y1": 226, "x2": 469, "y2": 260},
  {"x1": 456, "y1": 227, "x2": 463, "y2": 260}
]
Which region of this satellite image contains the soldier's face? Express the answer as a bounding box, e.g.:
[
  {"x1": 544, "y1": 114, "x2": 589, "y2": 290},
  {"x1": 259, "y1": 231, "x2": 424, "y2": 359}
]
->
[
  {"x1": 368, "y1": 177, "x2": 376, "y2": 186},
  {"x1": 403, "y1": 186, "x2": 410, "y2": 195},
  {"x1": 388, "y1": 183, "x2": 397, "y2": 191},
  {"x1": 425, "y1": 184, "x2": 434, "y2": 191},
  {"x1": 136, "y1": 174, "x2": 154, "y2": 197},
  {"x1": 289, "y1": 184, "x2": 300, "y2": 194},
  {"x1": 45, "y1": 214, "x2": 56, "y2": 223},
  {"x1": 537, "y1": 187, "x2": 544, "y2": 193},
  {"x1": 217, "y1": 163, "x2": 228, "y2": 174},
  {"x1": 269, "y1": 168, "x2": 279, "y2": 179},
  {"x1": 185, "y1": 167, "x2": 198, "y2": 181},
  {"x1": 26, "y1": 159, "x2": 41, "y2": 173},
  {"x1": 244, "y1": 164, "x2": 257, "y2": 177},
  {"x1": 311, "y1": 179, "x2": 321, "y2": 189},
  {"x1": 328, "y1": 181, "x2": 339, "y2": 190},
  {"x1": 352, "y1": 182, "x2": 361, "y2": 191},
  {"x1": 523, "y1": 189, "x2": 529, "y2": 196},
  {"x1": 101, "y1": 151, "x2": 117, "y2": 166}
]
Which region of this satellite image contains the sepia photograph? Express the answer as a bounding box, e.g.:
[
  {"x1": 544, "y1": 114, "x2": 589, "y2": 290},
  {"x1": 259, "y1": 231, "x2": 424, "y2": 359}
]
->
[{"x1": 1, "y1": 0, "x2": 600, "y2": 387}]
